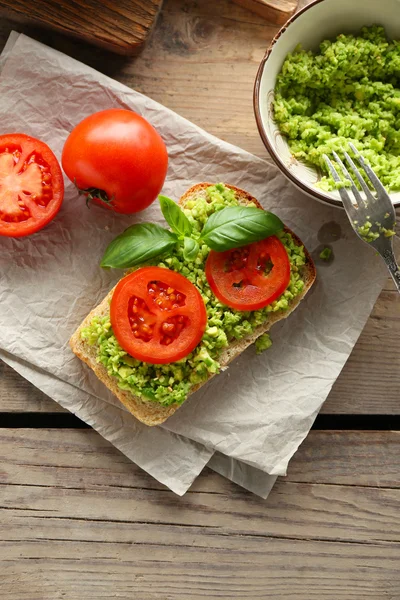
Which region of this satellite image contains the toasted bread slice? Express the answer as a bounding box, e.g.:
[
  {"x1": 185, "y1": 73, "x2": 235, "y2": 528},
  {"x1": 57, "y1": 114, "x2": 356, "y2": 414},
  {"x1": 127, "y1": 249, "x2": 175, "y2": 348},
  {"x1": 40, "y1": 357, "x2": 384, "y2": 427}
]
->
[{"x1": 70, "y1": 183, "x2": 316, "y2": 426}]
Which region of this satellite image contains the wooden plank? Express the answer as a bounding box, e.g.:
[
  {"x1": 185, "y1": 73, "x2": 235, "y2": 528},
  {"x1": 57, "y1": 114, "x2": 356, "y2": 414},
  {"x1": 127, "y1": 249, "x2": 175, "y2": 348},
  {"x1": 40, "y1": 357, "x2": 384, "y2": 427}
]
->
[
  {"x1": 322, "y1": 288, "x2": 400, "y2": 414},
  {"x1": 1, "y1": 429, "x2": 400, "y2": 599},
  {"x1": 7, "y1": 477, "x2": 399, "y2": 543},
  {"x1": 0, "y1": 361, "x2": 65, "y2": 413},
  {"x1": 287, "y1": 430, "x2": 400, "y2": 488},
  {"x1": 231, "y1": 0, "x2": 298, "y2": 25},
  {"x1": 1, "y1": 535, "x2": 399, "y2": 600},
  {"x1": 0, "y1": 0, "x2": 163, "y2": 55},
  {"x1": 1, "y1": 537, "x2": 398, "y2": 600},
  {"x1": 1, "y1": 428, "x2": 399, "y2": 490},
  {"x1": 115, "y1": 0, "x2": 275, "y2": 158}
]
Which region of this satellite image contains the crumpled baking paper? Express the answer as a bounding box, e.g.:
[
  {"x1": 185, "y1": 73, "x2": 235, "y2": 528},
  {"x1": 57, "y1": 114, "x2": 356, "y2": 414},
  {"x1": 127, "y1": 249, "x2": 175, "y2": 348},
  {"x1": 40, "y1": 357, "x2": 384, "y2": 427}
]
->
[
  {"x1": 0, "y1": 32, "x2": 278, "y2": 497},
  {"x1": 0, "y1": 33, "x2": 387, "y2": 493}
]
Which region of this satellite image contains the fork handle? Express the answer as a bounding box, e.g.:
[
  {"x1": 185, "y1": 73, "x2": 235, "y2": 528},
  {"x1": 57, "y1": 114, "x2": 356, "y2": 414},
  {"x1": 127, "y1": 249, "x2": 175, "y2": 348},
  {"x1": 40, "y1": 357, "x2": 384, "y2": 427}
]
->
[{"x1": 381, "y1": 248, "x2": 400, "y2": 293}]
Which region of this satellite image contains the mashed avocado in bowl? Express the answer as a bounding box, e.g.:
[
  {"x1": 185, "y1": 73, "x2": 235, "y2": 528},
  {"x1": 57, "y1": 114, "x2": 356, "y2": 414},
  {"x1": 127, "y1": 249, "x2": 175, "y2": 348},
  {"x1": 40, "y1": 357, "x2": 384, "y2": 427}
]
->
[
  {"x1": 254, "y1": 0, "x2": 400, "y2": 209},
  {"x1": 273, "y1": 26, "x2": 400, "y2": 193}
]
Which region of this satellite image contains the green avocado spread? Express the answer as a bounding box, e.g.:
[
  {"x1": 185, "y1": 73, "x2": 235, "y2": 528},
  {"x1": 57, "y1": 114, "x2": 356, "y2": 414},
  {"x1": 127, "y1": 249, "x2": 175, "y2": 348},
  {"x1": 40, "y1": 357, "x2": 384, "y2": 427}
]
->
[
  {"x1": 273, "y1": 26, "x2": 400, "y2": 191},
  {"x1": 255, "y1": 333, "x2": 273, "y2": 355},
  {"x1": 357, "y1": 219, "x2": 396, "y2": 242},
  {"x1": 81, "y1": 184, "x2": 307, "y2": 407}
]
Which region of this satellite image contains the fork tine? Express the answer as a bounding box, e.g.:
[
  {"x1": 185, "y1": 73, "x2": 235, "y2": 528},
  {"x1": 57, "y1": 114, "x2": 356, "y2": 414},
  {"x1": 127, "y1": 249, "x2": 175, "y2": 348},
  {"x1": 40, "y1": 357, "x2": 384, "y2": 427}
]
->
[
  {"x1": 323, "y1": 154, "x2": 357, "y2": 218},
  {"x1": 331, "y1": 151, "x2": 366, "y2": 208},
  {"x1": 343, "y1": 149, "x2": 376, "y2": 204},
  {"x1": 348, "y1": 142, "x2": 388, "y2": 202}
]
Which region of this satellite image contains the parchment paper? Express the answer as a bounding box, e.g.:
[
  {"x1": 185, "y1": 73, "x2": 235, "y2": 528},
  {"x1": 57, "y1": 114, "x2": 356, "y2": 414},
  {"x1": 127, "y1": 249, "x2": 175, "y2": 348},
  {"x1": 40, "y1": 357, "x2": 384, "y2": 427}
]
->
[
  {"x1": 0, "y1": 32, "x2": 278, "y2": 497},
  {"x1": 0, "y1": 33, "x2": 387, "y2": 492},
  {"x1": 0, "y1": 351, "x2": 278, "y2": 497}
]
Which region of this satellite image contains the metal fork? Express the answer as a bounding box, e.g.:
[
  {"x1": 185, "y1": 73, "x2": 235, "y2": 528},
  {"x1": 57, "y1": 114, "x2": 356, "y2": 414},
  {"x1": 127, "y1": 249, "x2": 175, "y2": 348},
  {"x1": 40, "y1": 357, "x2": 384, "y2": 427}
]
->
[{"x1": 323, "y1": 143, "x2": 400, "y2": 293}]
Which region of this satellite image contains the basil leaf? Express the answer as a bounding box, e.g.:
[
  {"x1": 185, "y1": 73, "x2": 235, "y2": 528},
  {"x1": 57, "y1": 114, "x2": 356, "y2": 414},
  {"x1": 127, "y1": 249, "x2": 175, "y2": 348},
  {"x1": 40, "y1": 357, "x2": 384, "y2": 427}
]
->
[
  {"x1": 183, "y1": 237, "x2": 199, "y2": 262},
  {"x1": 159, "y1": 195, "x2": 192, "y2": 238},
  {"x1": 100, "y1": 223, "x2": 178, "y2": 269},
  {"x1": 200, "y1": 206, "x2": 283, "y2": 251}
]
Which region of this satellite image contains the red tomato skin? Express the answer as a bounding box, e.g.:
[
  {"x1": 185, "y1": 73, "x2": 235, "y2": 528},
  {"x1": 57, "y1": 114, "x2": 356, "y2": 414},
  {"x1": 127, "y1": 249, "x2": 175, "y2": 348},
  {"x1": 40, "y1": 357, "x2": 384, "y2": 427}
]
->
[
  {"x1": 110, "y1": 267, "x2": 207, "y2": 364},
  {"x1": 205, "y1": 237, "x2": 291, "y2": 311},
  {"x1": 0, "y1": 133, "x2": 64, "y2": 238},
  {"x1": 61, "y1": 109, "x2": 168, "y2": 214}
]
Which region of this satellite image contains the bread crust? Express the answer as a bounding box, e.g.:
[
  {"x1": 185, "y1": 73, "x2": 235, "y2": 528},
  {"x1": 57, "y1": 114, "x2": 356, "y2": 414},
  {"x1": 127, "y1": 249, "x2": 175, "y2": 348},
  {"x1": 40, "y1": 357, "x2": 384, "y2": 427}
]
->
[{"x1": 70, "y1": 183, "x2": 316, "y2": 426}]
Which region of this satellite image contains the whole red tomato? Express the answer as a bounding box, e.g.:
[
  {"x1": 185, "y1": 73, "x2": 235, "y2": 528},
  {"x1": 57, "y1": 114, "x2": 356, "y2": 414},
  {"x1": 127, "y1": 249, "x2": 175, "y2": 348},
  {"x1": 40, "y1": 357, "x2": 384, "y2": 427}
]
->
[{"x1": 61, "y1": 109, "x2": 168, "y2": 214}]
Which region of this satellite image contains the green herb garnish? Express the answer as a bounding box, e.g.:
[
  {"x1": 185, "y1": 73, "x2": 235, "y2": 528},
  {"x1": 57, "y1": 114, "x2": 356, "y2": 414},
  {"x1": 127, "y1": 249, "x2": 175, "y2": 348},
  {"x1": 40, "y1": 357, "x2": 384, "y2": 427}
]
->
[
  {"x1": 199, "y1": 205, "x2": 283, "y2": 251},
  {"x1": 159, "y1": 195, "x2": 192, "y2": 238},
  {"x1": 100, "y1": 223, "x2": 177, "y2": 269},
  {"x1": 100, "y1": 192, "x2": 283, "y2": 269}
]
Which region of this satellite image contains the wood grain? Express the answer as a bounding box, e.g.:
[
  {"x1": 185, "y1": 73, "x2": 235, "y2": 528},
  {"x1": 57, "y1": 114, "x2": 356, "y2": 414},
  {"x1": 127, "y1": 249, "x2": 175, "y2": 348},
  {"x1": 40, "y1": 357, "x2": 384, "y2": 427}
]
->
[
  {"x1": 1, "y1": 428, "x2": 399, "y2": 490},
  {"x1": 1, "y1": 429, "x2": 400, "y2": 599},
  {"x1": 0, "y1": 0, "x2": 163, "y2": 55},
  {"x1": 1, "y1": 539, "x2": 398, "y2": 600},
  {"x1": 231, "y1": 0, "x2": 298, "y2": 25},
  {"x1": 0, "y1": 361, "x2": 64, "y2": 413}
]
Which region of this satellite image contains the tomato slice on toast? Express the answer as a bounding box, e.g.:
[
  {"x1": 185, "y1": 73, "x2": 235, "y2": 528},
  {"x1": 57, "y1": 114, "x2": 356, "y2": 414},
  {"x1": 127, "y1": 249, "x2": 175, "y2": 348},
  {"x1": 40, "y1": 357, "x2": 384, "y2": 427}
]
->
[
  {"x1": 110, "y1": 267, "x2": 207, "y2": 364},
  {"x1": 205, "y1": 236, "x2": 290, "y2": 310}
]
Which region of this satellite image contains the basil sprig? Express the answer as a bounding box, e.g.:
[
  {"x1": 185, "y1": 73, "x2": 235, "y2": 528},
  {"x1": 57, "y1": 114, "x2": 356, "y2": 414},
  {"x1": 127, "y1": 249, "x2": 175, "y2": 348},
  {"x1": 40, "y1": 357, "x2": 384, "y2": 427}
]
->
[
  {"x1": 100, "y1": 195, "x2": 284, "y2": 269},
  {"x1": 199, "y1": 206, "x2": 284, "y2": 251},
  {"x1": 159, "y1": 195, "x2": 192, "y2": 238},
  {"x1": 100, "y1": 223, "x2": 177, "y2": 269}
]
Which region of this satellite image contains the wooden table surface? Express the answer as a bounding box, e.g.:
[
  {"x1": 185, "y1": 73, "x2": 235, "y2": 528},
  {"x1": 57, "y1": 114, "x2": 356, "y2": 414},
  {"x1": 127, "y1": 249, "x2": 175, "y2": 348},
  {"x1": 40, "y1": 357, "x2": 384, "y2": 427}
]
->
[{"x1": 1, "y1": 1, "x2": 399, "y2": 598}]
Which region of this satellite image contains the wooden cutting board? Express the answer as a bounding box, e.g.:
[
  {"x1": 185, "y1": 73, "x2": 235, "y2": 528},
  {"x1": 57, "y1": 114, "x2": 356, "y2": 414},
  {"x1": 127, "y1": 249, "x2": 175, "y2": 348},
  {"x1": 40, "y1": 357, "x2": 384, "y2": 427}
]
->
[
  {"x1": 0, "y1": 0, "x2": 163, "y2": 55},
  {"x1": 232, "y1": 0, "x2": 298, "y2": 25}
]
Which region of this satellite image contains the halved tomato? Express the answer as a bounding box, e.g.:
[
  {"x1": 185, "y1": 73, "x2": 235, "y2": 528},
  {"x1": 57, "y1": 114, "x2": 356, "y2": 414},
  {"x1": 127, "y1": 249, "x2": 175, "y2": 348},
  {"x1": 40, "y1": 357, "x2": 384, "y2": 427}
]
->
[
  {"x1": 110, "y1": 267, "x2": 207, "y2": 364},
  {"x1": 205, "y1": 236, "x2": 290, "y2": 310},
  {"x1": 0, "y1": 133, "x2": 64, "y2": 238}
]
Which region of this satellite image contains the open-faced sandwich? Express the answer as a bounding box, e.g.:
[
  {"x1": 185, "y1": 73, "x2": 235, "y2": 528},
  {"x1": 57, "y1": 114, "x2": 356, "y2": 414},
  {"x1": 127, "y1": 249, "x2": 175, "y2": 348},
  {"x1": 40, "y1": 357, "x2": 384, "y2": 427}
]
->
[{"x1": 70, "y1": 183, "x2": 316, "y2": 426}]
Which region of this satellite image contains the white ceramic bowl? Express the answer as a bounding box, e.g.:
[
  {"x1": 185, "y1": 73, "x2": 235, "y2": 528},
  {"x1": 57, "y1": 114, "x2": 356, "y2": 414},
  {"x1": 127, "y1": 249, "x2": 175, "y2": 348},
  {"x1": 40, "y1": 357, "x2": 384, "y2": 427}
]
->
[{"x1": 254, "y1": 0, "x2": 400, "y2": 209}]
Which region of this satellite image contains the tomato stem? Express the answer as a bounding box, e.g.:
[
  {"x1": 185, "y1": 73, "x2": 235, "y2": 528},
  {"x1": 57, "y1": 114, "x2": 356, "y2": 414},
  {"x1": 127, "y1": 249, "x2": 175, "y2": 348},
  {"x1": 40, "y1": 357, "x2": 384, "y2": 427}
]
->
[{"x1": 74, "y1": 179, "x2": 114, "y2": 208}]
